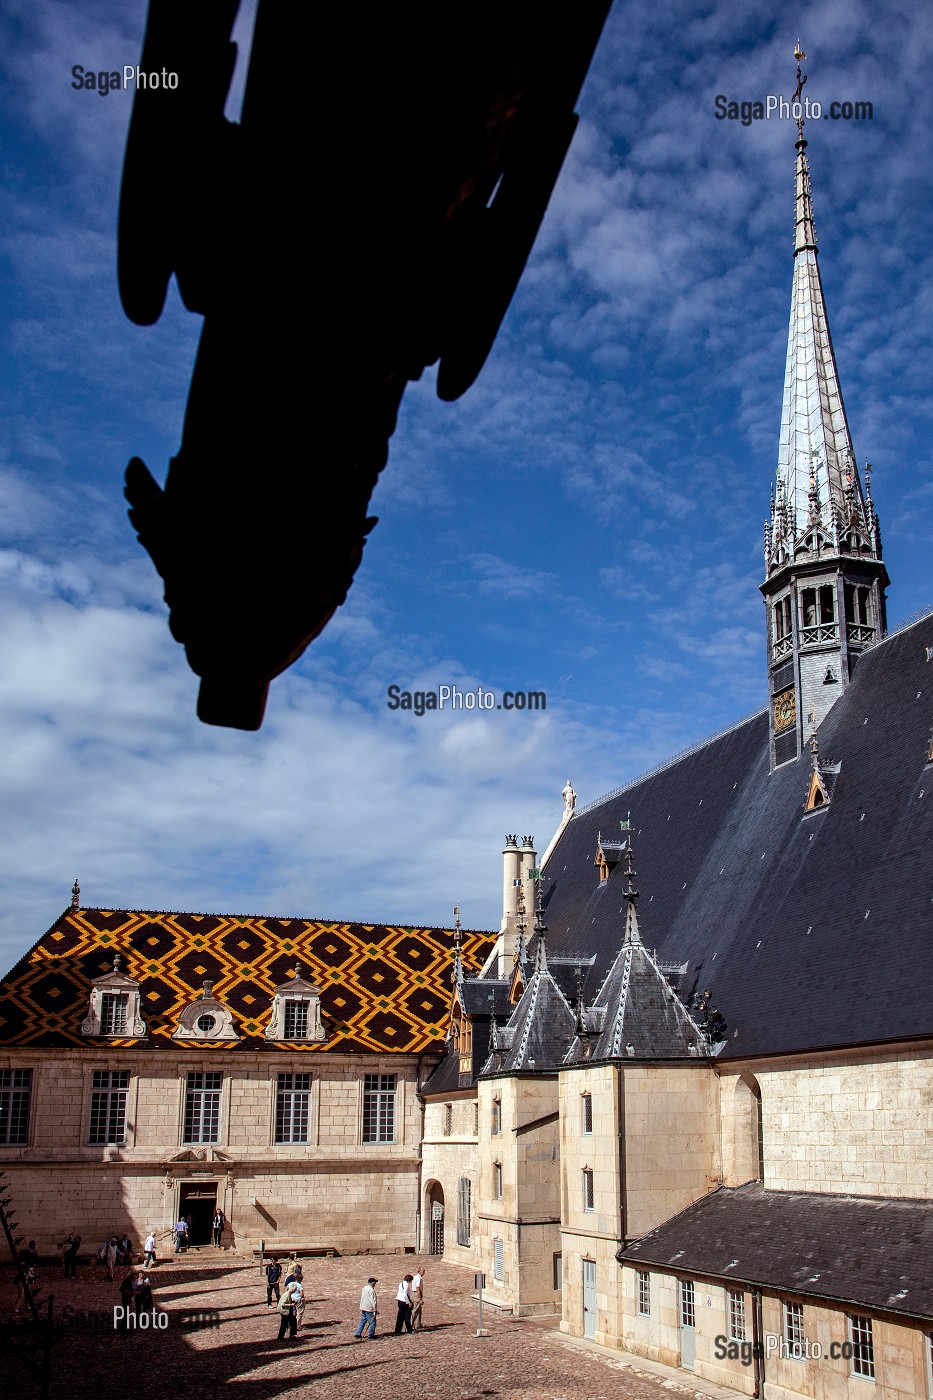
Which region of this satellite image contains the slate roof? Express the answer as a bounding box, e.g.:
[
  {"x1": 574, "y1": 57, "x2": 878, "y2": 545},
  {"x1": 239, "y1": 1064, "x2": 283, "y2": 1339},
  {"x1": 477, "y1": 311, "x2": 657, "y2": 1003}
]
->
[
  {"x1": 541, "y1": 614, "x2": 933, "y2": 1061},
  {"x1": 0, "y1": 906, "x2": 494, "y2": 1053},
  {"x1": 619, "y1": 1183, "x2": 933, "y2": 1321}
]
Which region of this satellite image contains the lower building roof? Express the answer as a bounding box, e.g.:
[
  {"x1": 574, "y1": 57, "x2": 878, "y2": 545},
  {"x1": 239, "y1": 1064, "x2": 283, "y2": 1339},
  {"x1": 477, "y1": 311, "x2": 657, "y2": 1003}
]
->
[{"x1": 619, "y1": 1182, "x2": 933, "y2": 1321}]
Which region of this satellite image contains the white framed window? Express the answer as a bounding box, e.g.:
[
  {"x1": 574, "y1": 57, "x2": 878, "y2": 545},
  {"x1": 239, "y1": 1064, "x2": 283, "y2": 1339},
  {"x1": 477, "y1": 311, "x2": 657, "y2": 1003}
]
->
[
  {"x1": 492, "y1": 1098, "x2": 501, "y2": 1135},
  {"x1": 783, "y1": 1300, "x2": 804, "y2": 1357},
  {"x1": 456, "y1": 1177, "x2": 471, "y2": 1246},
  {"x1": 101, "y1": 992, "x2": 129, "y2": 1035},
  {"x1": 89, "y1": 1070, "x2": 129, "y2": 1144},
  {"x1": 680, "y1": 1279, "x2": 695, "y2": 1329},
  {"x1": 493, "y1": 1237, "x2": 504, "y2": 1281},
  {"x1": 582, "y1": 1168, "x2": 594, "y2": 1211},
  {"x1": 362, "y1": 1073, "x2": 396, "y2": 1142},
  {"x1": 275, "y1": 1072, "x2": 311, "y2": 1143},
  {"x1": 728, "y1": 1289, "x2": 746, "y2": 1341},
  {"x1": 637, "y1": 1270, "x2": 651, "y2": 1317},
  {"x1": 494, "y1": 1162, "x2": 502, "y2": 1199},
  {"x1": 0, "y1": 1069, "x2": 32, "y2": 1144},
  {"x1": 582, "y1": 1092, "x2": 593, "y2": 1135},
  {"x1": 849, "y1": 1315, "x2": 874, "y2": 1380},
  {"x1": 283, "y1": 999, "x2": 309, "y2": 1039},
  {"x1": 183, "y1": 1070, "x2": 222, "y2": 1144},
  {"x1": 443, "y1": 1103, "x2": 452, "y2": 1136}
]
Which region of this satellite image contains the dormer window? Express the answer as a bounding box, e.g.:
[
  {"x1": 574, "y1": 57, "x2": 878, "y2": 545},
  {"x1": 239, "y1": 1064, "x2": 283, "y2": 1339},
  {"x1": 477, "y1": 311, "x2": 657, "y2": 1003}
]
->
[
  {"x1": 101, "y1": 992, "x2": 129, "y2": 1035},
  {"x1": 173, "y1": 981, "x2": 240, "y2": 1042},
  {"x1": 81, "y1": 953, "x2": 146, "y2": 1039},
  {"x1": 284, "y1": 1000, "x2": 309, "y2": 1039},
  {"x1": 265, "y1": 963, "x2": 325, "y2": 1043}
]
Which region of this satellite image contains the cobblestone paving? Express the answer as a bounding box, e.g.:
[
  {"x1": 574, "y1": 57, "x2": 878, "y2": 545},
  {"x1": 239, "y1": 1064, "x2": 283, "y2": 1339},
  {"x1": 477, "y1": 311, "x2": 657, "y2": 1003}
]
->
[{"x1": 2, "y1": 1253, "x2": 731, "y2": 1400}]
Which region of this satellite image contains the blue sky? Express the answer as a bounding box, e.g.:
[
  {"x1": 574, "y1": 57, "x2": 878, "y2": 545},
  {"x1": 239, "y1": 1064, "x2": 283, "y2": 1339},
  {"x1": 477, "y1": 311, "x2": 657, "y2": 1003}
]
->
[{"x1": 1, "y1": 0, "x2": 931, "y2": 969}]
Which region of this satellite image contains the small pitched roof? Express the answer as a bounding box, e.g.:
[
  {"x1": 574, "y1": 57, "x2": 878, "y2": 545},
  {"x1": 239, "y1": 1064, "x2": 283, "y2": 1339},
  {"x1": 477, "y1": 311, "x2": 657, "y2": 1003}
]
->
[
  {"x1": 0, "y1": 906, "x2": 494, "y2": 1054},
  {"x1": 619, "y1": 1182, "x2": 933, "y2": 1321},
  {"x1": 481, "y1": 926, "x2": 576, "y2": 1074}
]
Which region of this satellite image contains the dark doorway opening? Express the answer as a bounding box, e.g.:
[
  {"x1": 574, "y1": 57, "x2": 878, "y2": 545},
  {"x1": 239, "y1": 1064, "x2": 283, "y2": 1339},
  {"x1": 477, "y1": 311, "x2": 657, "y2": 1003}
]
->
[{"x1": 179, "y1": 1183, "x2": 218, "y2": 1246}]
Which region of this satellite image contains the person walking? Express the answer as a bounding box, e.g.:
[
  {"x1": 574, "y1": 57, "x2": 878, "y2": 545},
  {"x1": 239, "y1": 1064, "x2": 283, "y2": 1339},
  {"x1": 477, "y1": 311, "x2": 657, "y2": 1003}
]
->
[
  {"x1": 354, "y1": 1276, "x2": 378, "y2": 1339},
  {"x1": 284, "y1": 1262, "x2": 304, "y2": 1324},
  {"x1": 174, "y1": 1217, "x2": 188, "y2": 1254},
  {"x1": 276, "y1": 1279, "x2": 299, "y2": 1342},
  {"x1": 394, "y1": 1273, "x2": 414, "y2": 1334},
  {"x1": 410, "y1": 1266, "x2": 425, "y2": 1330},
  {"x1": 143, "y1": 1230, "x2": 157, "y2": 1267},
  {"x1": 211, "y1": 1208, "x2": 224, "y2": 1247},
  {"x1": 105, "y1": 1237, "x2": 118, "y2": 1281},
  {"x1": 62, "y1": 1233, "x2": 81, "y2": 1280},
  {"x1": 264, "y1": 1256, "x2": 283, "y2": 1307}
]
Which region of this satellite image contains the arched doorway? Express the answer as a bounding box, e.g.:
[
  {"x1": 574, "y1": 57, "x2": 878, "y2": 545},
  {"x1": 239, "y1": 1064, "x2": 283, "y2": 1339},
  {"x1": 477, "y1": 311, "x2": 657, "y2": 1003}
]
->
[{"x1": 425, "y1": 1180, "x2": 445, "y2": 1255}]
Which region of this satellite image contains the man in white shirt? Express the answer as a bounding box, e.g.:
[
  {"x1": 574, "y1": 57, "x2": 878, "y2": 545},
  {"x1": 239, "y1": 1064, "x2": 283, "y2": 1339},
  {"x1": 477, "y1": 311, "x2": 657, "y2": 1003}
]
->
[
  {"x1": 394, "y1": 1274, "x2": 415, "y2": 1334},
  {"x1": 144, "y1": 1231, "x2": 157, "y2": 1267},
  {"x1": 354, "y1": 1277, "x2": 378, "y2": 1339},
  {"x1": 410, "y1": 1266, "x2": 425, "y2": 1330}
]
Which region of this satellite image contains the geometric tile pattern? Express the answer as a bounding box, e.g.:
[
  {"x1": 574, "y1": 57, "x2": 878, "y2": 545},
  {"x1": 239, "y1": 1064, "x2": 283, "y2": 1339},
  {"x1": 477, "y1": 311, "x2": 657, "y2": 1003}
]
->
[{"x1": 0, "y1": 908, "x2": 495, "y2": 1054}]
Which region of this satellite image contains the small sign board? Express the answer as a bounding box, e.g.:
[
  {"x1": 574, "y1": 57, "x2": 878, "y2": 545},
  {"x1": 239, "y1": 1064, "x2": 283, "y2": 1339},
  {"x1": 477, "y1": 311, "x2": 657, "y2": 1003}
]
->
[{"x1": 474, "y1": 1271, "x2": 486, "y2": 1290}]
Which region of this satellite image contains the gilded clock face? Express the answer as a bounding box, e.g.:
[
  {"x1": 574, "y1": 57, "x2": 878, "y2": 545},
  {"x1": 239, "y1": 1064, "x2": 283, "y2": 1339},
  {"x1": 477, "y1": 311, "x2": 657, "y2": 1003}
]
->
[{"x1": 773, "y1": 687, "x2": 796, "y2": 734}]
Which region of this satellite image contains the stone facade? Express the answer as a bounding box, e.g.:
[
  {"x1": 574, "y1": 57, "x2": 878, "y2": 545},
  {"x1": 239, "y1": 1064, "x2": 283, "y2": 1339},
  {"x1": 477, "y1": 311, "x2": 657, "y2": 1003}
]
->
[{"x1": 0, "y1": 1046, "x2": 424, "y2": 1255}]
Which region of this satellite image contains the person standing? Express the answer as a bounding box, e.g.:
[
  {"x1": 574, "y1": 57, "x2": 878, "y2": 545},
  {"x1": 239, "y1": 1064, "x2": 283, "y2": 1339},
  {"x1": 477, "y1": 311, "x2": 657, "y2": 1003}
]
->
[
  {"x1": 264, "y1": 1256, "x2": 282, "y2": 1307},
  {"x1": 105, "y1": 1237, "x2": 118, "y2": 1281},
  {"x1": 143, "y1": 1231, "x2": 157, "y2": 1267},
  {"x1": 211, "y1": 1208, "x2": 224, "y2": 1247},
  {"x1": 174, "y1": 1217, "x2": 188, "y2": 1254},
  {"x1": 410, "y1": 1266, "x2": 425, "y2": 1330},
  {"x1": 62, "y1": 1233, "x2": 81, "y2": 1280},
  {"x1": 354, "y1": 1276, "x2": 378, "y2": 1339},
  {"x1": 276, "y1": 1280, "x2": 299, "y2": 1342},
  {"x1": 394, "y1": 1273, "x2": 414, "y2": 1334}
]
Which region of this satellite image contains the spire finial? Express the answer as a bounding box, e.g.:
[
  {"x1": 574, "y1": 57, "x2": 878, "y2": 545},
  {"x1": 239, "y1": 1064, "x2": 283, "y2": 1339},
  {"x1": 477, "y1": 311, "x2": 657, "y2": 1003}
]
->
[
  {"x1": 71, "y1": 878, "x2": 80, "y2": 910},
  {"x1": 451, "y1": 905, "x2": 464, "y2": 987},
  {"x1": 622, "y1": 835, "x2": 642, "y2": 946},
  {"x1": 533, "y1": 887, "x2": 548, "y2": 973}
]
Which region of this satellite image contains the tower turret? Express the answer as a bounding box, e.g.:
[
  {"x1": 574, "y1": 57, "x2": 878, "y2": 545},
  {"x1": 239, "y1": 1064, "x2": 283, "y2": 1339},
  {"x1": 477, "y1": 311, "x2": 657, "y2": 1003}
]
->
[{"x1": 762, "y1": 46, "x2": 888, "y2": 768}]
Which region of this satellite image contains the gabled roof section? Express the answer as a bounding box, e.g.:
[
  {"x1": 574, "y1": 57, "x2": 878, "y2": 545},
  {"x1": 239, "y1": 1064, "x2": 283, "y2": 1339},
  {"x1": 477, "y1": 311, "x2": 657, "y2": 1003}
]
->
[
  {"x1": 0, "y1": 907, "x2": 494, "y2": 1053},
  {"x1": 482, "y1": 920, "x2": 576, "y2": 1074},
  {"x1": 619, "y1": 1182, "x2": 933, "y2": 1322},
  {"x1": 567, "y1": 845, "x2": 707, "y2": 1062},
  {"x1": 541, "y1": 614, "x2": 933, "y2": 1060}
]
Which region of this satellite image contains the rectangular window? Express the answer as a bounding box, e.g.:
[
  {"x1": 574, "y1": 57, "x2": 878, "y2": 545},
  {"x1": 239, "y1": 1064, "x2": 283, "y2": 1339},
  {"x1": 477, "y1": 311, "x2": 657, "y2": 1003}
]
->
[
  {"x1": 362, "y1": 1073, "x2": 396, "y2": 1143},
  {"x1": 850, "y1": 1315, "x2": 874, "y2": 1379},
  {"x1": 493, "y1": 1237, "x2": 504, "y2": 1282},
  {"x1": 637, "y1": 1270, "x2": 651, "y2": 1317},
  {"x1": 583, "y1": 1168, "x2": 595, "y2": 1211},
  {"x1": 492, "y1": 1098, "x2": 501, "y2": 1135},
  {"x1": 553, "y1": 1252, "x2": 563, "y2": 1291},
  {"x1": 101, "y1": 992, "x2": 128, "y2": 1035},
  {"x1": 819, "y1": 584, "x2": 836, "y2": 624},
  {"x1": 783, "y1": 1300, "x2": 804, "y2": 1357},
  {"x1": 283, "y1": 1000, "x2": 309, "y2": 1039},
  {"x1": 456, "y1": 1176, "x2": 471, "y2": 1246},
  {"x1": 582, "y1": 1092, "x2": 593, "y2": 1134},
  {"x1": 473, "y1": 1102, "x2": 479, "y2": 1136},
  {"x1": 88, "y1": 1070, "x2": 130, "y2": 1145},
  {"x1": 183, "y1": 1070, "x2": 222, "y2": 1144},
  {"x1": 443, "y1": 1103, "x2": 452, "y2": 1136},
  {"x1": 494, "y1": 1162, "x2": 502, "y2": 1199},
  {"x1": 728, "y1": 1289, "x2": 746, "y2": 1341},
  {"x1": 0, "y1": 1069, "x2": 32, "y2": 1144},
  {"x1": 680, "y1": 1279, "x2": 695, "y2": 1329},
  {"x1": 275, "y1": 1072, "x2": 311, "y2": 1143}
]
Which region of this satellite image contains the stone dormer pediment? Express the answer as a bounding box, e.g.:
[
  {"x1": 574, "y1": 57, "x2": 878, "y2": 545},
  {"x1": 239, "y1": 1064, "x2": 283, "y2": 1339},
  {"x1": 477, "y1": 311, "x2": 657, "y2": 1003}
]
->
[
  {"x1": 172, "y1": 980, "x2": 241, "y2": 1042},
  {"x1": 265, "y1": 965, "x2": 325, "y2": 1042},
  {"x1": 81, "y1": 953, "x2": 146, "y2": 1038}
]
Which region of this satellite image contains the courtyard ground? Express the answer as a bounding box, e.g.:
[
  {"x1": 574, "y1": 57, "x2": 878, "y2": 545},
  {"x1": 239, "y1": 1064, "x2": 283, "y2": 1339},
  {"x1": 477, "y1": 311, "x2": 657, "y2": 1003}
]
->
[{"x1": 1, "y1": 1252, "x2": 744, "y2": 1400}]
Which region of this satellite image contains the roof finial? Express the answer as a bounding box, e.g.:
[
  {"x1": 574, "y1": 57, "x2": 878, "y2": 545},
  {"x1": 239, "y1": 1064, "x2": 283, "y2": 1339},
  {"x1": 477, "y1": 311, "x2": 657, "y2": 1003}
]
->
[
  {"x1": 451, "y1": 905, "x2": 464, "y2": 987},
  {"x1": 71, "y1": 878, "x2": 80, "y2": 910},
  {"x1": 533, "y1": 885, "x2": 548, "y2": 973},
  {"x1": 622, "y1": 837, "x2": 642, "y2": 946},
  {"x1": 112, "y1": 951, "x2": 122, "y2": 973},
  {"x1": 294, "y1": 961, "x2": 305, "y2": 982}
]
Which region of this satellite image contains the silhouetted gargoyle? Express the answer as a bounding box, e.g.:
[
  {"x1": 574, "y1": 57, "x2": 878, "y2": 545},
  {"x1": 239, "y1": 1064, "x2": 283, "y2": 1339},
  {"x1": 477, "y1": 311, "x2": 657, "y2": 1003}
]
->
[{"x1": 119, "y1": 2, "x2": 611, "y2": 728}]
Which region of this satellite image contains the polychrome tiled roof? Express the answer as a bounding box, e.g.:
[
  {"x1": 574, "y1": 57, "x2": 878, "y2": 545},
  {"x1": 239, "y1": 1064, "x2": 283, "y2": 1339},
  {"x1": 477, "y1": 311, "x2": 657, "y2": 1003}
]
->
[{"x1": 0, "y1": 907, "x2": 495, "y2": 1053}]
